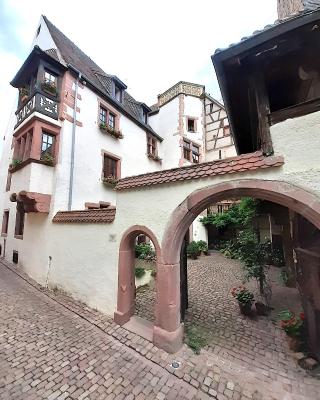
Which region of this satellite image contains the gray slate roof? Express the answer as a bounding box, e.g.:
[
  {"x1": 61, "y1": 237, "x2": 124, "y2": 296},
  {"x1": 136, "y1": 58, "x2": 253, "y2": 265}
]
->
[
  {"x1": 43, "y1": 16, "x2": 162, "y2": 140},
  {"x1": 214, "y1": 3, "x2": 320, "y2": 55}
]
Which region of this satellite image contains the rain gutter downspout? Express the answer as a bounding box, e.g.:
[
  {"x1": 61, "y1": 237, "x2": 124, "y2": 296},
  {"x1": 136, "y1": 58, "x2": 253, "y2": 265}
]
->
[{"x1": 67, "y1": 65, "x2": 82, "y2": 211}]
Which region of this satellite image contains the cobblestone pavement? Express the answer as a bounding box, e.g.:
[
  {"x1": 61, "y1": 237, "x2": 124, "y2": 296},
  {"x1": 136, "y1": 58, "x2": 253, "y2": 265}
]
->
[
  {"x1": 1, "y1": 258, "x2": 320, "y2": 400},
  {"x1": 0, "y1": 263, "x2": 209, "y2": 400},
  {"x1": 135, "y1": 253, "x2": 320, "y2": 400}
]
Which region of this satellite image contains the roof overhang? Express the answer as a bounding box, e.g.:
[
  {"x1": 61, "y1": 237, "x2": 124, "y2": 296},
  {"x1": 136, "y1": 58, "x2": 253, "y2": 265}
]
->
[
  {"x1": 11, "y1": 46, "x2": 66, "y2": 88},
  {"x1": 211, "y1": 8, "x2": 320, "y2": 153}
]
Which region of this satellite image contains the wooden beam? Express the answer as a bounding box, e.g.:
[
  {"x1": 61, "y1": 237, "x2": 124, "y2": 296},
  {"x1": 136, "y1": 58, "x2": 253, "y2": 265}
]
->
[{"x1": 269, "y1": 97, "x2": 320, "y2": 125}]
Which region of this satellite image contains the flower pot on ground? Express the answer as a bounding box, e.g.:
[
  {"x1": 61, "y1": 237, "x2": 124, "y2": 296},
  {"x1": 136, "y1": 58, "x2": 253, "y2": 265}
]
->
[
  {"x1": 238, "y1": 302, "x2": 253, "y2": 315},
  {"x1": 231, "y1": 285, "x2": 254, "y2": 315},
  {"x1": 278, "y1": 310, "x2": 305, "y2": 346},
  {"x1": 197, "y1": 240, "x2": 208, "y2": 255},
  {"x1": 187, "y1": 241, "x2": 200, "y2": 259}
]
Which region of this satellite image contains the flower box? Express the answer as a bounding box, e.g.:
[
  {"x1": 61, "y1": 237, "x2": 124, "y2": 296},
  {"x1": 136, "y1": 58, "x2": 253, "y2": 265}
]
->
[
  {"x1": 99, "y1": 123, "x2": 123, "y2": 139},
  {"x1": 147, "y1": 153, "x2": 162, "y2": 162},
  {"x1": 103, "y1": 176, "x2": 118, "y2": 187},
  {"x1": 41, "y1": 82, "x2": 57, "y2": 96}
]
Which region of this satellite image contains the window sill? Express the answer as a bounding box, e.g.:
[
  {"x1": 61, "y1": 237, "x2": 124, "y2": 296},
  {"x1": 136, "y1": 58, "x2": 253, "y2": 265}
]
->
[
  {"x1": 102, "y1": 177, "x2": 119, "y2": 188},
  {"x1": 147, "y1": 153, "x2": 162, "y2": 163},
  {"x1": 99, "y1": 124, "x2": 123, "y2": 139},
  {"x1": 14, "y1": 235, "x2": 23, "y2": 240},
  {"x1": 9, "y1": 158, "x2": 56, "y2": 173},
  {"x1": 1, "y1": 233, "x2": 7, "y2": 237}
]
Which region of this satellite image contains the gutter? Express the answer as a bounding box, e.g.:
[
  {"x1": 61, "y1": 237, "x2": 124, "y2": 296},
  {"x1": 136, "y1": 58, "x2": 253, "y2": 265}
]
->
[{"x1": 67, "y1": 64, "x2": 82, "y2": 211}]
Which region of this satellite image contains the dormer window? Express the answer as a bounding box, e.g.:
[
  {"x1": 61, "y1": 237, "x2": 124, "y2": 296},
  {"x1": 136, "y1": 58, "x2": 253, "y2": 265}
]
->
[
  {"x1": 114, "y1": 84, "x2": 122, "y2": 102},
  {"x1": 142, "y1": 110, "x2": 148, "y2": 124}
]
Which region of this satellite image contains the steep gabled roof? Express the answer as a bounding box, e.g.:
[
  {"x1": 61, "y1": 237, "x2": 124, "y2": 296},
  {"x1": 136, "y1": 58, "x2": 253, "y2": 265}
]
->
[{"x1": 42, "y1": 16, "x2": 162, "y2": 141}]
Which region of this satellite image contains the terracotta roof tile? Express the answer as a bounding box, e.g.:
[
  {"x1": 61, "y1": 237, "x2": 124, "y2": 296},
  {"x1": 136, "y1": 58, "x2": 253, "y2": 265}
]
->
[
  {"x1": 53, "y1": 208, "x2": 116, "y2": 223},
  {"x1": 116, "y1": 151, "x2": 284, "y2": 191}
]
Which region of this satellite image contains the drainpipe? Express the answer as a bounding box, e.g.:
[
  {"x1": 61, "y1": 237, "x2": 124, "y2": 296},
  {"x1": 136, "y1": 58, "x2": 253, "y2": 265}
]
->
[{"x1": 67, "y1": 65, "x2": 82, "y2": 211}]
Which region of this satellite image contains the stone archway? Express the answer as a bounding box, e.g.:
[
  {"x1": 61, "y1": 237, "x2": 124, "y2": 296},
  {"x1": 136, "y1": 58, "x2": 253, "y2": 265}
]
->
[
  {"x1": 114, "y1": 225, "x2": 161, "y2": 326},
  {"x1": 155, "y1": 179, "x2": 320, "y2": 352}
]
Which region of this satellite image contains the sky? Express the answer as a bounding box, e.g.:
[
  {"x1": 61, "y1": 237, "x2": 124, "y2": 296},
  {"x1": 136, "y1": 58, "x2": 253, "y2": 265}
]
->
[{"x1": 0, "y1": 0, "x2": 278, "y2": 138}]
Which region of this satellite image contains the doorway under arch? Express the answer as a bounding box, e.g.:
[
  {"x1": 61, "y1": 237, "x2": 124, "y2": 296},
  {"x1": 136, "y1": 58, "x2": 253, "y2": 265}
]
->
[
  {"x1": 156, "y1": 179, "x2": 320, "y2": 353},
  {"x1": 114, "y1": 225, "x2": 161, "y2": 333}
]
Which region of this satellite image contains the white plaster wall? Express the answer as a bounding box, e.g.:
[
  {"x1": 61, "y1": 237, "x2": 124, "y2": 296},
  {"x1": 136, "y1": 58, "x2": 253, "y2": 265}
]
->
[
  {"x1": 31, "y1": 16, "x2": 58, "y2": 52},
  {"x1": 192, "y1": 215, "x2": 208, "y2": 243},
  {"x1": 149, "y1": 97, "x2": 181, "y2": 169},
  {"x1": 66, "y1": 86, "x2": 162, "y2": 210},
  {"x1": 206, "y1": 145, "x2": 237, "y2": 162},
  {"x1": 183, "y1": 95, "x2": 204, "y2": 145}
]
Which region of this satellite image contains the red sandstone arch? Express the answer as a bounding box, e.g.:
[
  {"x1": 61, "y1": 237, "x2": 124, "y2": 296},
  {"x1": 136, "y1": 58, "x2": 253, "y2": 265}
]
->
[
  {"x1": 155, "y1": 179, "x2": 320, "y2": 352},
  {"x1": 114, "y1": 225, "x2": 161, "y2": 326}
]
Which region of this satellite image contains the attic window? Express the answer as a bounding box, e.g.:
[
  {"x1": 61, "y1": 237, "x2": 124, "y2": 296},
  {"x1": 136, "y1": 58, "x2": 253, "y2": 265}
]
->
[
  {"x1": 114, "y1": 84, "x2": 123, "y2": 103},
  {"x1": 187, "y1": 118, "x2": 196, "y2": 133},
  {"x1": 142, "y1": 109, "x2": 148, "y2": 124}
]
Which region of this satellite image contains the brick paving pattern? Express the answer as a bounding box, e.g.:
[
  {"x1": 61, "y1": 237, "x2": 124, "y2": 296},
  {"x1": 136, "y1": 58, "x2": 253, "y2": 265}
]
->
[
  {"x1": 0, "y1": 263, "x2": 208, "y2": 400},
  {"x1": 135, "y1": 252, "x2": 320, "y2": 400},
  {"x1": 1, "y1": 257, "x2": 320, "y2": 400}
]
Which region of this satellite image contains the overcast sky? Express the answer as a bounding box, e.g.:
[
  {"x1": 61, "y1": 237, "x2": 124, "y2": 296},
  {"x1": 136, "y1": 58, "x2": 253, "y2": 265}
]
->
[{"x1": 0, "y1": 0, "x2": 277, "y2": 137}]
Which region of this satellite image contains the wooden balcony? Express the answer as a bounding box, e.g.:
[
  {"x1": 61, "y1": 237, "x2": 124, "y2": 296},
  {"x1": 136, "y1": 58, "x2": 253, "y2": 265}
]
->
[{"x1": 15, "y1": 91, "x2": 59, "y2": 129}]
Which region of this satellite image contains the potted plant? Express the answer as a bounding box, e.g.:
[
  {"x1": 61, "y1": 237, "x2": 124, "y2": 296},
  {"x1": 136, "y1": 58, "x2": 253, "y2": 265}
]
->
[
  {"x1": 187, "y1": 241, "x2": 200, "y2": 260},
  {"x1": 103, "y1": 175, "x2": 118, "y2": 187},
  {"x1": 99, "y1": 122, "x2": 123, "y2": 139},
  {"x1": 147, "y1": 153, "x2": 162, "y2": 162},
  {"x1": 41, "y1": 152, "x2": 55, "y2": 166},
  {"x1": 197, "y1": 240, "x2": 208, "y2": 255},
  {"x1": 19, "y1": 87, "x2": 29, "y2": 103},
  {"x1": 278, "y1": 310, "x2": 304, "y2": 351},
  {"x1": 231, "y1": 285, "x2": 254, "y2": 315},
  {"x1": 10, "y1": 159, "x2": 22, "y2": 169},
  {"x1": 41, "y1": 81, "x2": 57, "y2": 95}
]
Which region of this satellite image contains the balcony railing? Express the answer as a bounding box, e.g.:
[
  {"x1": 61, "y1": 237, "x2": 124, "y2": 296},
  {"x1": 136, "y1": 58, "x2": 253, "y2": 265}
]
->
[{"x1": 15, "y1": 91, "x2": 58, "y2": 129}]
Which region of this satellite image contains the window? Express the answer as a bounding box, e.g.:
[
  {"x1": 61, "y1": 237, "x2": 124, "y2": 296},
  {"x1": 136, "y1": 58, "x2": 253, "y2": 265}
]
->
[
  {"x1": 103, "y1": 154, "x2": 120, "y2": 179},
  {"x1": 108, "y1": 113, "x2": 115, "y2": 129},
  {"x1": 99, "y1": 107, "x2": 107, "y2": 124},
  {"x1": 191, "y1": 143, "x2": 200, "y2": 163},
  {"x1": 147, "y1": 135, "x2": 157, "y2": 156},
  {"x1": 15, "y1": 203, "x2": 25, "y2": 238},
  {"x1": 44, "y1": 70, "x2": 57, "y2": 87},
  {"x1": 183, "y1": 139, "x2": 199, "y2": 163},
  {"x1": 99, "y1": 105, "x2": 119, "y2": 131},
  {"x1": 114, "y1": 85, "x2": 122, "y2": 102},
  {"x1": 1, "y1": 210, "x2": 9, "y2": 236},
  {"x1": 5, "y1": 172, "x2": 11, "y2": 192},
  {"x1": 187, "y1": 118, "x2": 196, "y2": 132},
  {"x1": 41, "y1": 132, "x2": 54, "y2": 158},
  {"x1": 219, "y1": 150, "x2": 222, "y2": 160},
  {"x1": 142, "y1": 110, "x2": 148, "y2": 124}
]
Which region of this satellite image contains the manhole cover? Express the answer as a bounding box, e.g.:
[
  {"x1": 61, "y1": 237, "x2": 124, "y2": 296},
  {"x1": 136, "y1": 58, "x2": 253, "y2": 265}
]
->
[{"x1": 171, "y1": 361, "x2": 180, "y2": 369}]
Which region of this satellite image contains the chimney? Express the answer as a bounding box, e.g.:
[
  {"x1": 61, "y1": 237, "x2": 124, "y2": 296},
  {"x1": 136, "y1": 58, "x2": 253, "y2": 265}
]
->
[{"x1": 277, "y1": 0, "x2": 320, "y2": 19}]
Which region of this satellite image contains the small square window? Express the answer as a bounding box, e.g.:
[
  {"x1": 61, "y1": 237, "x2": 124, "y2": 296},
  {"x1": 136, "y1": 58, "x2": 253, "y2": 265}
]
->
[
  {"x1": 187, "y1": 118, "x2": 196, "y2": 132},
  {"x1": 103, "y1": 154, "x2": 120, "y2": 180},
  {"x1": 44, "y1": 70, "x2": 57, "y2": 86}
]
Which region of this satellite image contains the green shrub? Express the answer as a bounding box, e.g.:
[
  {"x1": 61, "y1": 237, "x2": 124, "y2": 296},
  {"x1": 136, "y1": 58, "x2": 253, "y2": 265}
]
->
[
  {"x1": 197, "y1": 240, "x2": 208, "y2": 253},
  {"x1": 135, "y1": 243, "x2": 156, "y2": 261},
  {"x1": 187, "y1": 241, "x2": 200, "y2": 259},
  {"x1": 135, "y1": 267, "x2": 146, "y2": 279},
  {"x1": 185, "y1": 326, "x2": 207, "y2": 354}
]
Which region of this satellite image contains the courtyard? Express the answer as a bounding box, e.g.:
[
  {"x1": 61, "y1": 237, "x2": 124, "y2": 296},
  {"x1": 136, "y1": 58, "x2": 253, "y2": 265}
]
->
[
  {"x1": 135, "y1": 252, "x2": 320, "y2": 399},
  {"x1": 1, "y1": 255, "x2": 320, "y2": 400}
]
